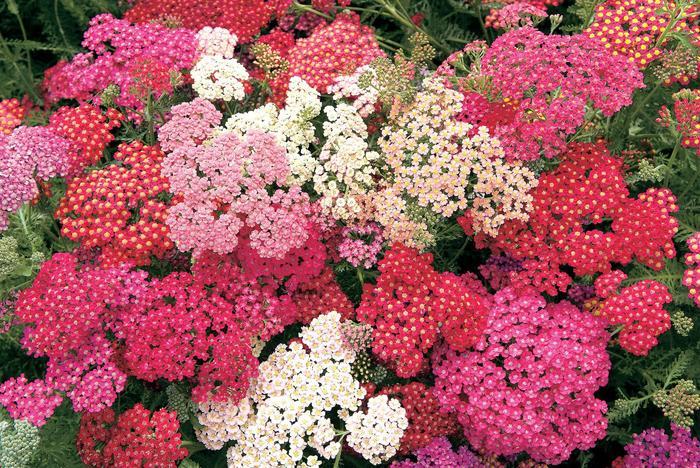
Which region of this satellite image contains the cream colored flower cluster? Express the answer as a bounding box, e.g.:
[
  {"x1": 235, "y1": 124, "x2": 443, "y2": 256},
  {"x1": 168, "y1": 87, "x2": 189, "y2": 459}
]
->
[
  {"x1": 313, "y1": 104, "x2": 380, "y2": 222},
  {"x1": 379, "y1": 77, "x2": 537, "y2": 236},
  {"x1": 369, "y1": 187, "x2": 434, "y2": 249},
  {"x1": 344, "y1": 394, "x2": 408, "y2": 464},
  {"x1": 195, "y1": 396, "x2": 254, "y2": 450},
  {"x1": 191, "y1": 55, "x2": 249, "y2": 101},
  {"x1": 224, "y1": 77, "x2": 322, "y2": 184},
  {"x1": 194, "y1": 312, "x2": 406, "y2": 467}
]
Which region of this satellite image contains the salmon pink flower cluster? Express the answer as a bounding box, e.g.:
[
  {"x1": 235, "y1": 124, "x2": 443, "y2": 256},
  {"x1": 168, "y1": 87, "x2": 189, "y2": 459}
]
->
[{"x1": 0, "y1": 2, "x2": 695, "y2": 467}]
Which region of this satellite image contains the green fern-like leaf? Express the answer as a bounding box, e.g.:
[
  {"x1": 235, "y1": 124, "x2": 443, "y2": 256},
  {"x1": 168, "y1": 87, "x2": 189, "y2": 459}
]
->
[{"x1": 663, "y1": 350, "x2": 694, "y2": 385}]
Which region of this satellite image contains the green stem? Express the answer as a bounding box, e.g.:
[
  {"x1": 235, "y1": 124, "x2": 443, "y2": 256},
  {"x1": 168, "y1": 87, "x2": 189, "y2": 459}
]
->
[
  {"x1": 10, "y1": 4, "x2": 32, "y2": 75},
  {"x1": 664, "y1": 136, "x2": 683, "y2": 185},
  {"x1": 54, "y1": 0, "x2": 70, "y2": 50},
  {"x1": 0, "y1": 33, "x2": 41, "y2": 102},
  {"x1": 292, "y1": 1, "x2": 333, "y2": 20},
  {"x1": 18, "y1": 205, "x2": 35, "y2": 255},
  {"x1": 628, "y1": 81, "x2": 662, "y2": 125}
]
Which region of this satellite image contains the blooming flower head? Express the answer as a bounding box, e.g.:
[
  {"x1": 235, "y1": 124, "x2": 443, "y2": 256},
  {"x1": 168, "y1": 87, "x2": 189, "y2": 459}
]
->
[
  {"x1": 357, "y1": 244, "x2": 488, "y2": 377},
  {"x1": 433, "y1": 288, "x2": 611, "y2": 464},
  {"x1": 453, "y1": 28, "x2": 644, "y2": 161},
  {"x1": 586, "y1": 0, "x2": 700, "y2": 69},
  {"x1": 77, "y1": 404, "x2": 188, "y2": 467},
  {"x1": 55, "y1": 141, "x2": 173, "y2": 266},
  {"x1": 621, "y1": 424, "x2": 700, "y2": 467},
  {"x1": 125, "y1": 0, "x2": 280, "y2": 44},
  {"x1": 287, "y1": 12, "x2": 384, "y2": 93},
  {"x1": 192, "y1": 55, "x2": 249, "y2": 102},
  {"x1": 380, "y1": 76, "x2": 537, "y2": 235},
  {"x1": 344, "y1": 394, "x2": 408, "y2": 465},
  {"x1": 42, "y1": 14, "x2": 197, "y2": 113}
]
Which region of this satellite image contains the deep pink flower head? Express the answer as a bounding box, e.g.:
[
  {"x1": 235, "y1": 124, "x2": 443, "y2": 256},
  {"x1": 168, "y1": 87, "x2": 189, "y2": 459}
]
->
[
  {"x1": 621, "y1": 424, "x2": 700, "y2": 467},
  {"x1": 0, "y1": 375, "x2": 62, "y2": 426},
  {"x1": 42, "y1": 14, "x2": 197, "y2": 112},
  {"x1": 457, "y1": 28, "x2": 644, "y2": 161},
  {"x1": 115, "y1": 271, "x2": 258, "y2": 403},
  {"x1": 433, "y1": 288, "x2": 610, "y2": 464}
]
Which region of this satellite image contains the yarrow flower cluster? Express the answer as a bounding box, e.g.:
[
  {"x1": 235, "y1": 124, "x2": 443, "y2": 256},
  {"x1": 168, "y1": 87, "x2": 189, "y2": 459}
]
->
[
  {"x1": 114, "y1": 271, "x2": 258, "y2": 403},
  {"x1": 433, "y1": 288, "x2": 611, "y2": 464},
  {"x1": 477, "y1": 142, "x2": 679, "y2": 295},
  {"x1": 125, "y1": 0, "x2": 283, "y2": 44},
  {"x1": 193, "y1": 312, "x2": 406, "y2": 467},
  {"x1": 77, "y1": 404, "x2": 188, "y2": 467},
  {"x1": 380, "y1": 77, "x2": 537, "y2": 236},
  {"x1": 55, "y1": 141, "x2": 173, "y2": 266},
  {"x1": 391, "y1": 437, "x2": 483, "y2": 468},
  {"x1": 452, "y1": 28, "x2": 644, "y2": 161},
  {"x1": 314, "y1": 103, "x2": 381, "y2": 222},
  {"x1": 47, "y1": 104, "x2": 123, "y2": 175},
  {"x1": 357, "y1": 244, "x2": 488, "y2": 377},
  {"x1": 586, "y1": 0, "x2": 700, "y2": 69},
  {"x1": 658, "y1": 89, "x2": 700, "y2": 154},
  {"x1": 160, "y1": 100, "x2": 313, "y2": 258},
  {"x1": 338, "y1": 223, "x2": 384, "y2": 268},
  {"x1": 344, "y1": 394, "x2": 408, "y2": 464},
  {"x1": 191, "y1": 55, "x2": 249, "y2": 101},
  {"x1": 0, "y1": 125, "x2": 71, "y2": 230},
  {"x1": 485, "y1": 2, "x2": 547, "y2": 30},
  {"x1": 42, "y1": 14, "x2": 197, "y2": 112},
  {"x1": 593, "y1": 271, "x2": 672, "y2": 356},
  {"x1": 618, "y1": 424, "x2": 700, "y2": 467},
  {"x1": 0, "y1": 418, "x2": 40, "y2": 468}
]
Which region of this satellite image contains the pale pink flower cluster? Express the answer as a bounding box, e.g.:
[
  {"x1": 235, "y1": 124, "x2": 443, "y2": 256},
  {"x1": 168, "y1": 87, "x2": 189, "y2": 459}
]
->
[
  {"x1": 196, "y1": 26, "x2": 238, "y2": 58},
  {"x1": 0, "y1": 126, "x2": 71, "y2": 230},
  {"x1": 329, "y1": 65, "x2": 380, "y2": 117},
  {"x1": 160, "y1": 102, "x2": 313, "y2": 258},
  {"x1": 338, "y1": 223, "x2": 384, "y2": 268},
  {"x1": 379, "y1": 77, "x2": 536, "y2": 236}
]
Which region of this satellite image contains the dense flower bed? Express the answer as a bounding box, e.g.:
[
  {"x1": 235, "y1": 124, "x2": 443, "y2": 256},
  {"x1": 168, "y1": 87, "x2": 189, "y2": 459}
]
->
[{"x1": 0, "y1": 0, "x2": 698, "y2": 466}]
